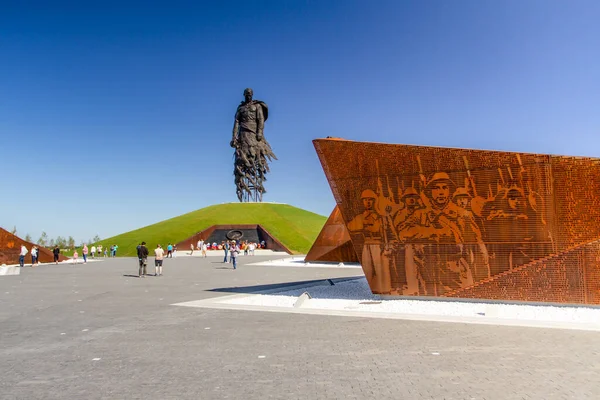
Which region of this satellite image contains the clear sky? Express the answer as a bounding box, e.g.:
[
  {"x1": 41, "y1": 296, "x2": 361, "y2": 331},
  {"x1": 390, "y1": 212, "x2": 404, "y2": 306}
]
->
[{"x1": 1, "y1": 1, "x2": 599, "y2": 243}]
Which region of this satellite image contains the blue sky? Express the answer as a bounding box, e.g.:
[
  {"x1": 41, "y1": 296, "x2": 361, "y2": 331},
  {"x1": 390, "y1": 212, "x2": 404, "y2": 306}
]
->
[{"x1": 1, "y1": 1, "x2": 599, "y2": 243}]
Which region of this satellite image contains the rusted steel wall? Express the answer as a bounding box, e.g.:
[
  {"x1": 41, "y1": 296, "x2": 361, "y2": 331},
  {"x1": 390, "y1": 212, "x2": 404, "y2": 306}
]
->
[
  {"x1": 314, "y1": 138, "x2": 600, "y2": 304},
  {"x1": 0, "y1": 228, "x2": 69, "y2": 265},
  {"x1": 305, "y1": 206, "x2": 358, "y2": 263}
]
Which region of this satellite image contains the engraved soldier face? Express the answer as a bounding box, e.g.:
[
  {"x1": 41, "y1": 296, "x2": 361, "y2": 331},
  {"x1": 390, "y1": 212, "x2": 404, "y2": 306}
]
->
[
  {"x1": 405, "y1": 196, "x2": 418, "y2": 209},
  {"x1": 431, "y1": 182, "x2": 450, "y2": 207},
  {"x1": 456, "y1": 196, "x2": 469, "y2": 209},
  {"x1": 362, "y1": 197, "x2": 375, "y2": 211},
  {"x1": 507, "y1": 193, "x2": 523, "y2": 211}
]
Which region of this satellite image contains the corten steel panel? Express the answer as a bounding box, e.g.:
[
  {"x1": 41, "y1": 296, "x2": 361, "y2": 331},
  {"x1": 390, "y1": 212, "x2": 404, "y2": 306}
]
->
[
  {"x1": 313, "y1": 138, "x2": 600, "y2": 304},
  {"x1": 0, "y1": 228, "x2": 69, "y2": 265},
  {"x1": 305, "y1": 206, "x2": 359, "y2": 263}
]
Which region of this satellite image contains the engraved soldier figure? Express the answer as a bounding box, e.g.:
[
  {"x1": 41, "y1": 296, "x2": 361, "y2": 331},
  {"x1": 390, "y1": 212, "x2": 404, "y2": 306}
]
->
[
  {"x1": 396, "y1": 173, "x2": 480, "y2": 295},
  {"x1": 485, "y1": 185, "x2": 532, "y2": 274},
  {"x1": 393, "y1": 187, "x2": 425, "y2": 295},
  {"x1": 453, "y1": 187, "x2": 490, "y2": 281},
  {"x1": 347, "y1": 189, "x2": 392, "y2": 294}
]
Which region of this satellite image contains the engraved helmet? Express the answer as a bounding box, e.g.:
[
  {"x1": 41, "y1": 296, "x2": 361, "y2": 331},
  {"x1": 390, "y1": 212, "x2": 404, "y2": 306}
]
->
[
  {"x1": 360, "y1": 189, "x2": 377, "y2": 199},
  {"x1": 506, "y1": 185, "x2": 525, "y2": 198},
  {"x1": 401, "y1": 187, "x2": 420, "y2": 199},
  {"x1": 425, "y1": 172, "x2": 456, "y2": 193},
  {"x1": 452, "y1": 187, "x2": 472, "y2": 199}
]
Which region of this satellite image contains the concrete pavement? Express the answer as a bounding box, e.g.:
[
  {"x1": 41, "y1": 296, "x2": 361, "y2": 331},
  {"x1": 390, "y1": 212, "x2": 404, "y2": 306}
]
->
[{"x1": 1, "y1": 255, "x2": 599, "y2": 399}]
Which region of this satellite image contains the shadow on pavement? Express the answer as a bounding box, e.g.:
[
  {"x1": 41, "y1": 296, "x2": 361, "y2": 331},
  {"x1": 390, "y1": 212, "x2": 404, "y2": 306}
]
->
[{"x1": 208, "y1": 277, "x2": 361, "y2": 295}]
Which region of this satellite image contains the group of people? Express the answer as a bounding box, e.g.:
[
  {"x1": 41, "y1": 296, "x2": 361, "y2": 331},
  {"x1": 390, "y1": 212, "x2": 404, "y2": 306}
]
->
[
  {"x1": 17, "y1": 244, "x2": 63, "y2": 267},
  {"x1": 135, "y1": 242, "x2": 166, "y2": 277},
  {"x1": 132, "y1": 238, "x2": 254, "y2": 276},
  {"x1": 189, "y1": 239, "x2": 265, "y2": 256},
  {"x1": 15, "y1": 242, "x2": 123, "y2": 267},
  {"x1": 18, "y1": 244, "x2": 42, "y2": 267},
  {"x1": 70, "y1": 244, "x2": 119, "y2": 264},
  {"x1": 189, "y1": 239, "x2": 266, "y2": 265},
  {"x1": 218, "y1": 240, "x2": 241, "y2": 269}
]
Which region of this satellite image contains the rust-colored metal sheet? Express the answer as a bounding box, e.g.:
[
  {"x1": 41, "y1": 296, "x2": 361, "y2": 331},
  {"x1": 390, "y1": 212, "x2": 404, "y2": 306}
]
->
[
  {"x1": 305, "y1": 206, "x2": 358, "y2": 263},
  {"x1": 313, "y1": 138, "x2": 600, "y2": 304},
  {"x1": 0, "y1": 228, "x2": 69, "y2": 265}
]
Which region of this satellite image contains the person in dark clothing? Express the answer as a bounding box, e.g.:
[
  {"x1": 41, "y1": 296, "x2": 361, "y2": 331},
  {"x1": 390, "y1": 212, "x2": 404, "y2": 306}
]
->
[
  {"x1": 223, "y1": 241, "x2": 230, "y2": 263},
  {"x1": 52, "y1": 246, "x2": 60, "y2": 264},
  {"x1": 137, "y1": 242, "x2": 149, "y2": 278}
]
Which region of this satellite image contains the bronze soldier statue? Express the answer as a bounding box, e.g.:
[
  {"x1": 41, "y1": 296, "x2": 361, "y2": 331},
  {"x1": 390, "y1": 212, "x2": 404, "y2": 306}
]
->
[{"x1": 231, "y1": 88, "x2": 277, "y2": 202}]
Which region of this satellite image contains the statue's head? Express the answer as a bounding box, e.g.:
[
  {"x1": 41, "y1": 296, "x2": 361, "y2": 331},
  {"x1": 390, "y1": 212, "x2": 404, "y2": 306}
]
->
[{"x1": 243, "y1": 88, "x2": 253, "y2": 102}]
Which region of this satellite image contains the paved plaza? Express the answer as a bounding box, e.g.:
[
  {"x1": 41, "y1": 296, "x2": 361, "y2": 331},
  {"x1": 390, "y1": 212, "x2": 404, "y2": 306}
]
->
[{"x1": 1, "y1": 255, "x2": 600, "y2": 399}]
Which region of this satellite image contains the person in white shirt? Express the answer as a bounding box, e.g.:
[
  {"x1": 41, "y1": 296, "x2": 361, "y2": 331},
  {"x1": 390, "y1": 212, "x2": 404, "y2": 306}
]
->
[
  {"x1": 154, "y1": 244, "x2": 165, "y2": 276},
  {"x1": 91, "y1": 245, "x2": 96, "y2": 258},
  {"x1": 30, "y1": 246, "x2": 38, "y2": 266},
  {"x1": 19, "y1": 245, "x2": 28, "y2": 267},
  {"x1": 197, "y1": 239, "x2": 204, "y2": 250},
  {"x1": 249, "y1": 243, "x2": 255, "y2": 256},
  {"x1": 201, "y1": 242, "x2": 207, "y2": 258}
]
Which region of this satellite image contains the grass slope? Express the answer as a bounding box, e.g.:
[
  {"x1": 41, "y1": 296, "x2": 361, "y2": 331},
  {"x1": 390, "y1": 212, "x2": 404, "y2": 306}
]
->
[{"x1": 95, "y1": 203, "x2": 327, "y2": 256}]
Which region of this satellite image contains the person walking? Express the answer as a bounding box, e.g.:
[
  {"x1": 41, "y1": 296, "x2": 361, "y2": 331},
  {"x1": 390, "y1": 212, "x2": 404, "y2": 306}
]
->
[
  {"x1": 201, "y1": 242, "x2": 207, "y2": 258},
  {"x1": 230, "y1": 241, "x2": 240, "y2": 270},
  {"x1": 19, "y1": 245, "x2": 28, "y2": 267},
  {"x1": 137, "y1": 241, "x2": 149, "y2": 278},
  {"x1": 167, "y1": 243, "x2": 173, "y2": 258},
  {"x1": 91, "y1": 245, "x2": 96, "y2": 259},
  {"x1": 223, "y1": 241, "x2": 230, "y2": 263},
  {"x1": 154, "y1": 244, "x2": 164, "y2": 276},
  {"x1": 189, "y1": 243, "x2": 194, "y2": 256},
  {"x1": 53, "y1": 245, "x2": 60, "y2": 264},
  {"x1": 30, "y1": 246, "x2": 38, "y2": 267},
  {"x1": 82, "y1": 244, "x2": 88, "y2": 264}
]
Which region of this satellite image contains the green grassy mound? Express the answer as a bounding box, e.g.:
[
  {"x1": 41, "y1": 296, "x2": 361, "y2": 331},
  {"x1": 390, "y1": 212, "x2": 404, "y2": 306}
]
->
[{"x1": 93, "y1": 203, "x2": 327, "y2": 257}]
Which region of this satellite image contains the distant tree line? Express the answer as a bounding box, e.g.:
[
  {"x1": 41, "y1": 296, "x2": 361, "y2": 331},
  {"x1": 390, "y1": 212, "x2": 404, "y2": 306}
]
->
[{"x1": 10, "y1": 226, "x2": 100, "y2": 249}]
